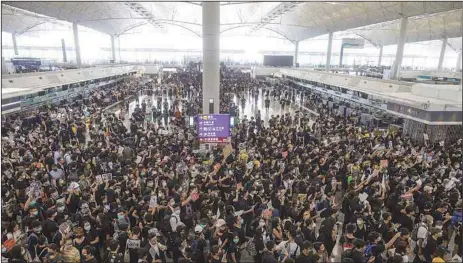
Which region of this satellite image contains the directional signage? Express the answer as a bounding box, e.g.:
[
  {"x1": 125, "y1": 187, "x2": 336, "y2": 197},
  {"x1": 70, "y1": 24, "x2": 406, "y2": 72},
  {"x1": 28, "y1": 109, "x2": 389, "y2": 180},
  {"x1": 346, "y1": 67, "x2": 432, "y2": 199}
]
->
[{"x1": 197, "y1": 114, "x2": 230, "y2": 143}]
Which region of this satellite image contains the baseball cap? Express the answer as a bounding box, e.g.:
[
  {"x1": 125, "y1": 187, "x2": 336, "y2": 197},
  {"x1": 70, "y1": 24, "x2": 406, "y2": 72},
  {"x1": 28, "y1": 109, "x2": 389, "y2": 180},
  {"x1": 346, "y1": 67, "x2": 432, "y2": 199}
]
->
[
  {"x1": 194, "y1": 225, "x2": 204, "y2": 233},
  {"x1": 215, "y1": 219, "x2": 226, "y2": 228}
]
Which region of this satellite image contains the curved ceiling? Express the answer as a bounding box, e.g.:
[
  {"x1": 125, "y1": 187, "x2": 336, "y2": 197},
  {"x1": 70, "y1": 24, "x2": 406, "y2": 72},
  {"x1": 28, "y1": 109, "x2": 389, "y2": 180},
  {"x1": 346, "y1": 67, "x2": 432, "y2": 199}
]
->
[
  {"x1": 1, "y1": 4, "x2": 68, "y2": 35},
  {"x1": 347, "y1": 9, "x2": 463, "y2": 48},
  {"x1": 2, "y1": 1, "x2": 462, "y2": 47}
]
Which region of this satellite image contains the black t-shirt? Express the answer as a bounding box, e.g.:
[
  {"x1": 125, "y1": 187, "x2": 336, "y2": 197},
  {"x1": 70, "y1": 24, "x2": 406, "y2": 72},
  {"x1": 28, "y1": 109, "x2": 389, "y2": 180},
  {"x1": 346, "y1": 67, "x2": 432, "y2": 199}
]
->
[
  {"x1": 83, "y1": 257, "x2": 99, "y2": 263},
  {"x1": 42, "y1": 219, "x2": 59, "y2": 240},
  {"x1": 209, "y1": 258, "x2": 221, "y2": 263},
  {"x1": 85, "y1": 227, "x2": 99, "y2": 244},
  {"x1": 351, "y1": 249, "x2": 367, "y2": 263},
  {"x1": 262, "y1": 251, "x2": 279, "y2": 263},
  {"x1": 295, "y1": 253, "x2": 311, "y2": 263},
  {"x1": 423, "y1": 236, "x2": 438, "y2": 260},
  {"x1": 67, "y1": 193, "x2": 81, "y2": 214},
  {"x1": 399, "y1": 214, "x2": 414, "y2": 232},
  {"x1": 302, "y1": 227, "x2": 316, "y2": 243}
]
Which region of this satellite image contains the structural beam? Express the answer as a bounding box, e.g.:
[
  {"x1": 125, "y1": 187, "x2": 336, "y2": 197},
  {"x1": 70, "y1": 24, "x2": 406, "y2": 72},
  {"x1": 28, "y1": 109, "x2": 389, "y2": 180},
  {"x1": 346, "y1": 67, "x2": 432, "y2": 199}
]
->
[
  {"x1": 378, "y1": 45, "x2": 383, "y2": 67},
  {"x1": 61, "y1": 39, "x2": 67, "y2": 62},
  {"x1": 456, "y1": 51, "x2": 462, "y2": 72},
  {"x1": 391, "y1": 17, "x2": 408, "y2": 80},
  {"x1": 294, "y1": 41, "x2": 299, "y2": 67},
  {"x1": 202, "y1": 2, "x2": 220, "y2": 114},
  {"x1": 12, "y1": 33, "x2": 19, "y2": 56},
  {"x1": 250, "y1": 2, "x2": 299, "y2": 33},
  {"x1": 72, "y1": 23, "x2": 82, "y2": 67},
  {"x1": 325, "y1": 32, "x2": 333, "y2": 71},
  {"x1": 437, "y1": 38, "x2": 447, "y2": 70},
  {"x1": 111, "y1": 35, "x2": 116, "y2": 63}
]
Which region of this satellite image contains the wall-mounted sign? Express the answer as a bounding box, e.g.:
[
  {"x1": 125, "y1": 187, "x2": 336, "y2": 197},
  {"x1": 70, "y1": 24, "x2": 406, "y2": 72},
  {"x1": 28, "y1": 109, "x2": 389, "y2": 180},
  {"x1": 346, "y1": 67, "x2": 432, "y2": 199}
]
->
[
  {"x1": 197, "y1": 114, "x2": 230, "y2": 143},
  {"x1": 341, "y1": 38, "x2": 365, "y2": 49}
]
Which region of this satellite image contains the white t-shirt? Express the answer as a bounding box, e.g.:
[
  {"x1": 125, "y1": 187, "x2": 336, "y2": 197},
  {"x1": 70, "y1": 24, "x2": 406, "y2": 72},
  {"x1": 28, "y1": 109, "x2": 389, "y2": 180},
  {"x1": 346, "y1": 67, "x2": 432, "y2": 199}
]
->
[
  {"x1": 423, "y1": 133, "x2": 429, "y2": 141},
  {"x1": 417, "y1": 225, "x2": 428, "y2": 247}
]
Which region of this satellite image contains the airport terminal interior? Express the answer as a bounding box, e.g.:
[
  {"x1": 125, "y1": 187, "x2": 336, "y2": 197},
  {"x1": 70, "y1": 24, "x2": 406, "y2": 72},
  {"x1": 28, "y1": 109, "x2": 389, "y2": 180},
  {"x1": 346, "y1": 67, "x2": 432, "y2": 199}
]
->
[{"x1": 1, "y1": 1, "x2": 463, "y2": 263}]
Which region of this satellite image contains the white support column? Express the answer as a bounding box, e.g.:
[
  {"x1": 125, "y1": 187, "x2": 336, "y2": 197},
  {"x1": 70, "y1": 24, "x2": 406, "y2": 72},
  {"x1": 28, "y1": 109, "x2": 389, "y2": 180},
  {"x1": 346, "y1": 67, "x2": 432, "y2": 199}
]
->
[
  {"x1": 325, "y1": 32, "x2": 333, "y2": 71},
  {"x1": 12, "y1": 33, "x2": 19, "y2": 56},
  {"x1": 72, "y1": 23, "x2": 82, "y2": 67},
  {"x1": 202, "y1": 2, "x2": 220, "y2": 114},
  {"x1": 391, "y1": 17, "x2": 408, "y2": 80},
  {"x1": 294, "y1": 41, "x2": 299, "y2": 67},
  {"x1": 437, "y1": 38, "x2": 447, "y2": 71},
  {"x1": 61, "y1": 39, "x2": 67, "y2": 62},
  {"x1": 456, "y1": 51, "x2": 462, "y2": 72},
  {"x1": 111, "y1": 35, "x2": 116, "y2": 63},
  {"x1": 118, "y1": 37, "x2": 122, "y2": 62},
  {"x1": 378, "y1": 45, "x2": 383, "y2": 67}
]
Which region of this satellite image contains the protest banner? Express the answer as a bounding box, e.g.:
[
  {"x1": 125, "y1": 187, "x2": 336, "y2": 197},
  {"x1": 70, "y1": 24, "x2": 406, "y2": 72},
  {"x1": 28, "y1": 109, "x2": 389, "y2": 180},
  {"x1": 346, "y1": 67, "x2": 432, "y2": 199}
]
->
[
  {"x1": 190, "y1": 191, "x2": 199, "y2": 201},
  {"x1": 149, "y1": 196, "x2": 158, "y2": 208},
  {"x1": 126, "y1": 239, "x2": 141, "y2": 249}
]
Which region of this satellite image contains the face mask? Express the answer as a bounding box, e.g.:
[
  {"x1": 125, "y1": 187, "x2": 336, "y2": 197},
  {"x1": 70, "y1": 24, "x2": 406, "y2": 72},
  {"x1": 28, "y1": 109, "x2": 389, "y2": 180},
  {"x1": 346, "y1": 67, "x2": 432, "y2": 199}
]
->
[
  {"x1": 147, "y1": 182, "x2": 153, "y2": 187},
  {"x1": 57, "y1": 207, "x2": 65, "y2": 213},
  {"x1": 240, "y1": 219, "x2": 244, "y2": 225},
  {"x1": 174, "y1": 210, "x2": 181, "y2": 215},
  {"x1": 233, "y1": 238, "x2": 239, "y2": 244},
  {"x1": 33, "y1": 211, "x2": 39, "y2": 216},
  {"x1": 118, "y1": 214, "x2": 124, "y2": 219},
  {"x1": 259, "y1": 221, "x2": 266, "y2": 227},
  {"x1": 357, "y1": 219, "x2": 364, "y2": 226},
  {"x1": 31, "y1": 200, "x2": 37, "y2": 206},
  {"x1": 84, "y1": 225, "x2": 91, "y2": 231},
  {"x1": 35, "y1": 228, "x2": 42, "y2": 233}
]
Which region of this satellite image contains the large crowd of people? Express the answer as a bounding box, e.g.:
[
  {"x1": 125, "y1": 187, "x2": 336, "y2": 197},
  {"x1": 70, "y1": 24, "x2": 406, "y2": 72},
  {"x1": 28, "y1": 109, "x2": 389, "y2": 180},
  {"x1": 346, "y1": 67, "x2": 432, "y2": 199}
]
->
[{"x1": 1, "y1": 66, "x2": 462, "y2": 263}]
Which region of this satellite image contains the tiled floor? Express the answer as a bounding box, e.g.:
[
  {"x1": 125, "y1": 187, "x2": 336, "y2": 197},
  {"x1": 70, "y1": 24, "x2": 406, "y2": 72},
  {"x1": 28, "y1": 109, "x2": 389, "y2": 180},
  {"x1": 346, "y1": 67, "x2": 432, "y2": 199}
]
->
[{"x1": 113, "y1": 89, "x2": 314, "y2": 129}]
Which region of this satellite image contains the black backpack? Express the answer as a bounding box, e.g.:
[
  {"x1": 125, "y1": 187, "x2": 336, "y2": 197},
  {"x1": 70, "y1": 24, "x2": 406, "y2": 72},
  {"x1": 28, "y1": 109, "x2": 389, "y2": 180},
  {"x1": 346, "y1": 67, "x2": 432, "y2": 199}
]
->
[{"x1": 104, "y1": 252, "x2": 124, "y2": 263}]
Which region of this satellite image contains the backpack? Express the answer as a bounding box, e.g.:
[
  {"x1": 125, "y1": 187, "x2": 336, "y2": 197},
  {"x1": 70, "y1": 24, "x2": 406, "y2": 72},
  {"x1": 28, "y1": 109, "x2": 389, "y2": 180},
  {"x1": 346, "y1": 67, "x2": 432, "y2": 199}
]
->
[
  {"x1": 341, "y1": 249, "x2": 354, "y2": 261},
  {"x1": 162, "y1": 214, "x2": 178, "y2": 233},
  {"x1": 105, "y1": 252, "x2": 124, "y2": 263},
  {"x1": 364, "y1": 244, "x2": 376, "y2": 259},
  {"x1": 246, "y1": 237, "x2": 257, "y2": 257},
  {"x1": 294, "y1": 233, "x2": 305, "y2": 248},
  {"x1": 26, "y1": 233, "x2": 40, "y2": 262}
]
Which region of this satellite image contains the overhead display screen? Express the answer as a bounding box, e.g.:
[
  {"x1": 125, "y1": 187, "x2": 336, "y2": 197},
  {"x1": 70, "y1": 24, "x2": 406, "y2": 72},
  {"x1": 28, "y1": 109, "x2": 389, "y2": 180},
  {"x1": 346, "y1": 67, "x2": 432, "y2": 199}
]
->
[{"x1": 263, "y1": 55, "x2": 294, "y2": 67}]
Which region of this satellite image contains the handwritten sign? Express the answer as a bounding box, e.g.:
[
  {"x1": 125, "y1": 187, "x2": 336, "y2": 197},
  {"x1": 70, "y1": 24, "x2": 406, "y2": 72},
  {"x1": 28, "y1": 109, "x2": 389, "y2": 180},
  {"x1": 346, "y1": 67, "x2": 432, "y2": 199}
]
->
[
  {"x1": 380, "y1": 160, "x2": 388, "y2": 169},
  {"x1": 222, "y1": 144, "x2": 233, "y2": 160},
  {"x1": 246, "y1": 161, "x2": 254, "y2": 170},
  {"x1": 126, "y1": 239, "x2": 141, "y2": 249},
  {"x1": 2, "y1": 239, "x2": 15, "y2": 252},
  {"x1": 102, "y1": 173, "x2": 112, "y2": 181},
  {"x1": 190, "y1": 191, "x2": 199, "y2": 201},
  {"x1": 59, "y1": 221, "x2": 71, "y2": 235},
  {"x1": 263, "y1": 209, "x2": 272, "y2": 219},
  {"x1": 27, "y1": 181, "x2": 43, "y2": 201},
  {"x1": 149, "y1": 196, "x2": 157, "y2": 208}
]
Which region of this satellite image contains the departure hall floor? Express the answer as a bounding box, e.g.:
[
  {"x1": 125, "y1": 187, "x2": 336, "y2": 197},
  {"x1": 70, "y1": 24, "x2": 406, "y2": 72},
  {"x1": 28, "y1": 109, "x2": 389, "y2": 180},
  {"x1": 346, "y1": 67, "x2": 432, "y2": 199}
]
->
[{"x1": 113, "y1": 88, "x2": 315, "y2": 129}]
